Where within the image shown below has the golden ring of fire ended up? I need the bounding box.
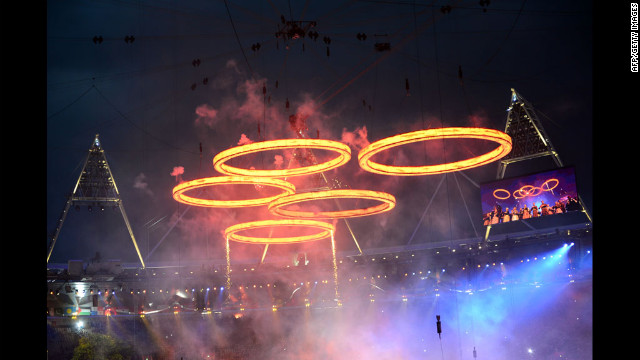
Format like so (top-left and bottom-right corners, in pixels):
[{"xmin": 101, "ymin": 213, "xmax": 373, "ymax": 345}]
[
  {"xmin": 492, "ymin": 189, "xmax": 511, "ymax": 200},
  {"xmin": 358, "ymin": 127, "xmax": 512, "ymax": 176},
  {"xmin": 172, "ymin": 176, "xmax": 296, "ymax": 207},
  {"xmin": 541, "ymin": 178, "xmax": 559, "ymax": 191},
  {"xmin": 213, "ymin": 138, "xmax": 351, "ymax": 178},
  {"xmin": 224, "ymin": 219, "xmax": 335, "ymax": 244},
  {"xmin": 268, "ymin": 189, "xmax": 396, "ymax": 219}
]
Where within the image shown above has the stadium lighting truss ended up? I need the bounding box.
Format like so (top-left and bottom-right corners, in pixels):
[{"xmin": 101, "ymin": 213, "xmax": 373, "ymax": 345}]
[
  {"xmin": 268, "ymin": 189, "xmax": 396, "ymax": 219},
  {"xmin": 224, "ymin": 219, "xmax": 335, "ymax": 244},
  {"xmin": 213, "ymin": 138, "xmax": 351, "ymax": 178},
  {"xmin": 357, "ymin": 127, "xmax": 512, "ymax": 176},
  {"xmin": 172, "ymin": 176, "xmax": 296, "ymax": 207}
]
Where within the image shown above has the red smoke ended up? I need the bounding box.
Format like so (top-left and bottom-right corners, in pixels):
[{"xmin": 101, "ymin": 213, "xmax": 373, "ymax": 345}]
[
  {"xmin": 171, "ymin": 166, "xmax": 185, "ymax": 183},
  {"xmin": 194, "ymin": 104, "xmax": 219, "ymax": 129},
  {"xmin": 237, "ymin": 134, "xmax": 253, "ymax": 145},
  {"xmin": 273, "ymin": 155, "xmax": 284, "ymax": 169},
  {"xmin": 340, "ymin": 126, "xmax": 370, "ymax": 152}
]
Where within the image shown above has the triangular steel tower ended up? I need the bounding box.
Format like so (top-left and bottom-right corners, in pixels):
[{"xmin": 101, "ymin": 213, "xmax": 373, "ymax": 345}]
[
  {"xmin": 484, "ymin": 89, "xmax": 591, "ymax": 242},
  {"xmin": 47, "ymin": 134, "xmax": 146, "ymax": 268},
  {"xmin": 496, "ymin": 88, "xmax": 563, "ymax": 179}
]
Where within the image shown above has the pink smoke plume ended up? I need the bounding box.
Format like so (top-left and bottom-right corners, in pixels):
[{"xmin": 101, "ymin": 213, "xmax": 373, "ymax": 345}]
[
  {"xmin": 194, "ymin": 104, "xmax": 219, "ymax": 129},
  {"xmin": 133, "ymin": 172, "xmax": 154, "ymax": 197},
  {"xmin": 341, "ymin": 126, "xmax": 370, "ymax": 152},
  {"xmin": 171, "ymin": 166, "xmax": 185, "ymax": 183},
  {"xmin": 273, "ymin": 154, "xmax": 284, "ymax": 169},
  {"xmin": 237, "ymin": 134, "xmax": 253, "ymax": 145},
  {"xmin": 467, "ymin": 110, "xmax": 490, "ymax": 128}
]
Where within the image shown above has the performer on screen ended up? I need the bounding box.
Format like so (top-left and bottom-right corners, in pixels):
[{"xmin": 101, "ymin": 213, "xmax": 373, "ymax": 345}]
[
  {"xmin": 502, "ymin": 207, "xmax": 511, "ymax": 222},
  {"xmin": 531, "ymin": 203, "xmax": 539, "ymax": 217},
  {"xmin": 511, "ymin": 206, "xmax": 519, "ymax": 221},
  {"xmin": 490, "ymin": 205, "xmax": 501, "ymax": 224},
  {"xmin": 540, "ymin": 201, "xmax": 548, "ymax": 216},
  {"xmin": 554, "ymin": 200, "xmax": 564, "ymax": 214},
  {"xmin": 522, "ymin": 205, "xmax": 530, "ymax": 219},
  {"xmin": 566, "ymin": 196, "xmax": 580, "ymax": 211}
]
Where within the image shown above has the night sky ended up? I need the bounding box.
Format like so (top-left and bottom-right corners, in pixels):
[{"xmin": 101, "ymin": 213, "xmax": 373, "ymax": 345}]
[{"xmin": 46, "ymin": 0, "xmax": 594, "ymax": 265}]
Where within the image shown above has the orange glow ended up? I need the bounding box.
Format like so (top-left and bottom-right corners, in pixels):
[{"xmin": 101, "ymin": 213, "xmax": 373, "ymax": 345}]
[
  {"xmin": 213, "ymin": 138, "xmax": 351, "ymax": 177},
  {"xmin": 492, "ymin": 189, "xmax": 511, "ymax": 200},
  {"xmin": 268, "ymin": 189, "xmax": 396, "ymax": 219},
  {"xmin": 358, "ymin": 127, "xmax": 512, "ymax": 176},
  {"xmin": 224, "ymin": 219, "xmax": 335, "ymax": 244},
  {"xmin": 172, "ymin": 176, "xmax": 295, "ymax": 207}
]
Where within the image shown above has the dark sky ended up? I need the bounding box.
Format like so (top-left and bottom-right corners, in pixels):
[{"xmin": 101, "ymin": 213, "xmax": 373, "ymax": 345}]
[{"xmin": 46, "ymin": 0, "xmax": 594, "ymax": 265}]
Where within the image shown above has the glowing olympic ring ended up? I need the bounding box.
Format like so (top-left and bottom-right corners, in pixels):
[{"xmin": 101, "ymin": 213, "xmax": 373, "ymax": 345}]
[
  {"xmin": 224, "ymin": 219, "xmax": 335, "ymax": 244},
  {"xmin": 523, "ymin": 186, "xmax": 543, "ymax": 197},
  {"xmin": 492, "ymin": 189, "xmax": 511, "ymax": 200},
  {"xmin": 515, "ymin": 185, "xmax": 534, "ymax": 199},
  {"xmin": 541, "ymin": 178, "xmax": 559, "ymax": 192},
  {"xmin": 358, "ymin": 127, "xmax": 512, "ymax": 176},
  {"xmin": 514, "ymin": 184, "xmax": 544, "ymax": 199},
  {"xmin": 172, "ymin": 176, "xmax": 295, "ymax": 208},
  {"xmin": 268, "ymin": 189, "xmax": 396, "ymax": 219},
  {"xmin": 213, "ymin": 139, "xmax": 351, "ymax": 178}
]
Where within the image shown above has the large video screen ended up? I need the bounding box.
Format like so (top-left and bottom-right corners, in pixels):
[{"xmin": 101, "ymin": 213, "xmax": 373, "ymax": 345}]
[{"xmin": 480, "ymin": 167, "xmax": 581, "ymax": 225}]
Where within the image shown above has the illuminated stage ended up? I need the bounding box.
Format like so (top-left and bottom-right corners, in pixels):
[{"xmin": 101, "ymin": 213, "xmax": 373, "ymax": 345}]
[
  {"xmin": 47, "ymin": 277, "xmax": 591, "ymax": 359},
  {"xmin": 47, "ymin": 217, "xmax": 591, "ymax": 360}
]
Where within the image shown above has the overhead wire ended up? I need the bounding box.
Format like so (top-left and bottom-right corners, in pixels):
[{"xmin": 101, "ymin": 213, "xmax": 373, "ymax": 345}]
[
  {"xmin": 92, "ymin": 85, "xmax": 198, "ymax": 155},
  {"xmin": 314, "ymin": 4, "xmax": 441, "ymax": 109},
  {"xmin": 467, "ymin": 0, "xmax": 528, "ymax": 80},
  {"xmin": 223, "ymin": 0, "xmax": 255, "ymax": 79},
  {"xmin": 47, "ymin": 85, "xmax": 95, "ymax": 122},
  {"xmin": 429, "ymin": 4, "xmax": 465, "ymax": 359}
]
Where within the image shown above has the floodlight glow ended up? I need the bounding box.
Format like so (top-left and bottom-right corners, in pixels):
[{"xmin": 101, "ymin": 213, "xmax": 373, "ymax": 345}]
[
  {"xmin": 268, "ymin": 189, "xmax": 396, "ymax": 219},
  {"xmin": 358, "ymin": 127, "xmax": 512, "ymax": 176},
  {"xmin": 172, "ymin": 176, "xmax": 295, "ymax": 208},
  {"xmin": 213, "ymin": 138, "xmax": 351, "ymax": 177}
]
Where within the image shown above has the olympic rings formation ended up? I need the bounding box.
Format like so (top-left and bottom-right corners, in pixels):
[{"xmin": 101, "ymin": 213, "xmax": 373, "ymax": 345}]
[
  {"xmin": 224, "ymin": 219, "xmax": 335, "ymax": 244},
  {"xmin": 268, "ymin": 189, "xmax": 396, "ymax": 219},
  {"xmin": 172, "ymin": 176, "xmax": 296, "ymax": 208},
  {"xmin": 213, "ymin": 138, "xmax": 351, "ymax": 178},
  {"xmin": 358, "ymin": 127, "xmax": 512, "ymax": 176},
  {"xmin": 496, "ymin": 178, "xmax": 561, "ymax": 200},
  {"xmin": 176, "ymin": 128, "xmax": 511, "ymax": 243}
]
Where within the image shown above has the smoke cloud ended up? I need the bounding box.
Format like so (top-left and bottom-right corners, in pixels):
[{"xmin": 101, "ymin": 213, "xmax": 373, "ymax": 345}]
[
  {"xmin": 195, "ymin": 104, "xmax": 220, "ymax": 129},
  {"xmin": 163, "ymin": 57, "xmax": 507, "ymax": 265},
  {"xmin": 237, "ymin": 134, "xmax": 254, "ymax": 145},
  {"xmin": 133, "ymin": 172, "xmax": 153, "ymax": 197},
  {"xmin": 340, "ymin": 126, "xmax": 370, "ymax": 152},
  {"xmin": 171, "ymin": 166, "xmax": 185, "ymax": 183}
]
